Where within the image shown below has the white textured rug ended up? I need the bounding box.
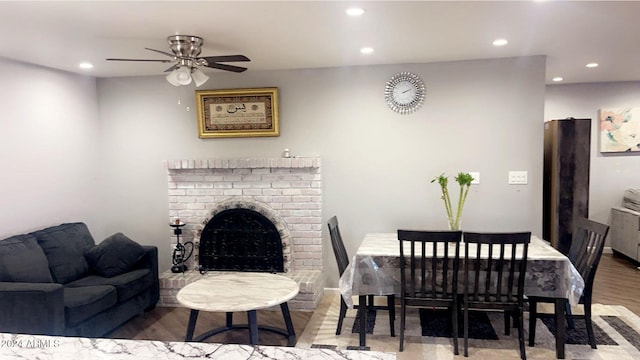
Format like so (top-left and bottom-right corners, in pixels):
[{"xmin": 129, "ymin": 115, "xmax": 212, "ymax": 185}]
[{"xmin": 296, "ymin": 291, "xmax": 640, "ymax": 360}]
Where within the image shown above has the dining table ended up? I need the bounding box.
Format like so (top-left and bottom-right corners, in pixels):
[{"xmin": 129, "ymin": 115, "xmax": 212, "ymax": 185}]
[{"xmin": 338, "ymin": 233, "xmax": 584, "ymax": 359}]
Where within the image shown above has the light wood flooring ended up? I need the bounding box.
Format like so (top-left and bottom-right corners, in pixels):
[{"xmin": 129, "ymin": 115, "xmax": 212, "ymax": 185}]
[
  {"xmin": 593, "ymin": 252, "xmax": 640, "ymax": 315},
  {"xmin": 107, "ymin": 306, "xmax": 312, "ymax": 346}
]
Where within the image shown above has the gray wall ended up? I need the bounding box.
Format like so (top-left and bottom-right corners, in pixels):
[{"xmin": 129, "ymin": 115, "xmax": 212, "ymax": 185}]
[
  {"xmin": 545, "ymin": 82, "xmax": 640, "ymax": 228},
  {"xmin": 1, "ymin": 55, "xmax": 550, "ymax": 288},
  {"xmin": 97, "ymin": 56, "xmax": 546, "ymax": 286},
  {"xmin": 0, "ymin": 58, "xmax": 104, "ymax": 239}
]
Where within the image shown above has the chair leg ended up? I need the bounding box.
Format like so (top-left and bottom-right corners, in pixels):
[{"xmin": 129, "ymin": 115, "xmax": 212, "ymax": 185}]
[
  {"xmin": 336, "ymin": 297, "xmax": 347, "ymax": 335},
  {"xmin": 584, "ymin": 297, "xmax": 597, "ymax": 349},
  {"xmin": 463, "ymin": 303, "xmax": 469, "ymax": 357},
  {"xmin": 386, "ymin": 295, "xmax": 395, "ymax": 337},
  {"xmin": 504, "ymin": 310, "xmax": 511, "ymax": 336},
  {"xmin": 452, "ymin": 304, "xmax": 459, "ymax": 355},
  {"xmin": 528, "ymin": 300, "xmax": 537, "ymax": 347},
  {"xmin": 399, "ymin": 301, "xmax": 405, "ymax": 351},
  {"xmin": 517, "ymin": 307, "xmax": 527, "ymax": 360},
  {"xmin": 565, "ymin": 301, "xmax": 575, "ymax": 329}
]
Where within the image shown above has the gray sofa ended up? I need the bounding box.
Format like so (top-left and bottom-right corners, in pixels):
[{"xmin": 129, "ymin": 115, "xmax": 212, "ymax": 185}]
[{"xmin": 0, "ymin": 222, "xmax": 159, "ymax": 337}]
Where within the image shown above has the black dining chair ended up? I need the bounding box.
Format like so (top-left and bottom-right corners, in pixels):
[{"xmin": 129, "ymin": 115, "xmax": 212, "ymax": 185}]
[
  {"xmin": 462, "ymin": 231, "xmax": 531, "ymax": 359},
  {"xmin": 397, "ymin": 229, "xmax": 462, "ymax": 353},
  {"xmin": 327, "ymin": 216, "xmax": 395, "ymax": 336},
  {"xmin": 528, "ymin": 217, "xmax": 609, "ymax": 349}
]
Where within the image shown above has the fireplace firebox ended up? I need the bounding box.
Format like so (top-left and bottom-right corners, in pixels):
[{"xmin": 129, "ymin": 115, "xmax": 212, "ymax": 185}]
[{"xmin": 198, "ymin": 208, "xmax": 284, "ymax": 272}]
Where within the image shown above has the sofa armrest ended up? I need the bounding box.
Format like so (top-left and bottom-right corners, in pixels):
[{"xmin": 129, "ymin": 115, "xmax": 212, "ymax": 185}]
[
  {"xmin": 0, "ymin": 282, "xmax": 64, "ymax": 335},
  {"xmin": 612, "ymin": 207, "xmax": 640, "ymax": 233},
  {"xmin": 610, "ymin": 207, "xmax": 640, "ymax": 260},
  {"xmin": 134, "ymin": 246, "xmax": 159, "ymax": 307},
  {"xmin": 613, "ymin": 206, "xmax": 640, "ymax": 219}
]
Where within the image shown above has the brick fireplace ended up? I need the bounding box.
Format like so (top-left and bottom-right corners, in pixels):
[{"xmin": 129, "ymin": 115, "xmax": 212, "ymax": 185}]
[{"xmin": 159, "ymin": 157, "xmax": 324, "ymax": 310}]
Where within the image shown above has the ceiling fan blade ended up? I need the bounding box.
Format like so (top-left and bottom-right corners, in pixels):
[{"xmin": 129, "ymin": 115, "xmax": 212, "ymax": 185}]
[
  {"xmin": 201, "ymin": 55, "xmax": 250, "ymax": 63},
  {"xmin": 164, "ymin": 64, "xmax": 178, "ymax": 72},
  {"xmin": 144, "ymin": 47, "xmax": 176, "ymax": 58},
  {"xmin": 204, "ymin": 62, "xmax": 248, "ymax": 73},
  {"xmin": 106, "ymin": 58, "xmax": 173, "ymax": 63}
]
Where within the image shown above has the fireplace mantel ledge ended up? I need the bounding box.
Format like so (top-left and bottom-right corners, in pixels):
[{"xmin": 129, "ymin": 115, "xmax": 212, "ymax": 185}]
[{"xmin": 165, "ymin": 157, "xmax": 320, "ymax": 170}]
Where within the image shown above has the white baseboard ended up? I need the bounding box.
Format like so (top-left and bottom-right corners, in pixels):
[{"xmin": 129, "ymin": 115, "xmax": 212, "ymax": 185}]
[{"xmin": 324, "ymin": 288, "xmax": 341, "ymax": 295}]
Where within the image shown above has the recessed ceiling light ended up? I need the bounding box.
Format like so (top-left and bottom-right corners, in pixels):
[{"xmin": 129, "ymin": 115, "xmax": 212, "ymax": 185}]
[
  {"xmin": 586, "ymin": 62, "xmax": 599, "ymax": 68},
  {"xmin": 346, "ymin": 7, "xmax": 365, "ymax": 16},
  {"xmin": 360, "ymin": 47, "xmax": 374, "ymax": 55},
  {"xmin": 492, "ymin": 38, "xmax": 508, "ymax": 47},
  {"xmin": 552, "ymin": 77, "xmax": 564, "ymax": 82},
  {"xmin": 79, "ymin": 62, "xmax": 94, "ymax": 69}
]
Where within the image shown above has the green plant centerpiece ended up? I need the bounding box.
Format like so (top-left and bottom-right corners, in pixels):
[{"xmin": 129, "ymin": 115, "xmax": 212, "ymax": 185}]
[{"xmin": 431, "ymin": 172, "xmax": 474, "ymax": 231}]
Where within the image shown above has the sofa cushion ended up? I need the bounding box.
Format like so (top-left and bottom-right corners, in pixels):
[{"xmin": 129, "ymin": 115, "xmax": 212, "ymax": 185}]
[
  {"xmin": 63, "ymin": 285, "xmax": 117, "ymax": 327},
  {"xmin": 65, "ymin": 268, "xmax": 153, "ymax": 303},
  {"xmin": 85, "ymin": 233, "xmax": 145, "ymax": 278},
  {"xmin": 31, "ymin": 223, "xmax": 95, "ymax": 284},
  {"xmin": 0, "ymin": 234, "xmax": 53, "ymax": 283}
]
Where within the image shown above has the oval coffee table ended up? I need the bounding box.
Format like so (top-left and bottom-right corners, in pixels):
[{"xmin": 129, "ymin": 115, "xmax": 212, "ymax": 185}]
[{"xmin": 176, "ymin": 272, "xmax": 300, "ymax": 346}]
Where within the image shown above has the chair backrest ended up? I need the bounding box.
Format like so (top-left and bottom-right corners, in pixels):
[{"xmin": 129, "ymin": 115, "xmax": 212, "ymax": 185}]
[
  {"xmin": 397, "ymin": 230, "xmax": 462, "ymax": 300},
  {"xmin": 567, "ymin": 217, "xmax": 609, "ymax": 296},
  {"xmin": 462, "ymin": 232, "xmax": 531, "ymax": 304},
  {"xmin": 328, "ymin": 216, "xmax": 350, "ymax": 276}
]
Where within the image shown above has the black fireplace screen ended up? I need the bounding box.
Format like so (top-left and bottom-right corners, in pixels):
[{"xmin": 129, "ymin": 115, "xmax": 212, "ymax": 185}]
[{"xmin": 198, "ymin": 208, "xmax": 284, "ymax": 272}]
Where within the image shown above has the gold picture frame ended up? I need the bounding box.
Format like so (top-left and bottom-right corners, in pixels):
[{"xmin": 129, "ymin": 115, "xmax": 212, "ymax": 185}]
[{"xmin": 196, "ymin": 87, "xmax": 279, "ymax": 138}]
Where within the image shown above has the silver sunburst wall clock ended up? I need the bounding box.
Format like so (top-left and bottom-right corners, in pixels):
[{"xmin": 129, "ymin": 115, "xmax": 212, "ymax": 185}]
[{"xmin": 384, "ymin": 72, "xmax": 426, "ymax": 114}]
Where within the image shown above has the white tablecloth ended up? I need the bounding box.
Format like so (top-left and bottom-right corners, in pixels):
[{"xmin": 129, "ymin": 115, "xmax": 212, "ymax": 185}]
[{"xmin": 339, "ymin": 233, "xmax": 584, "ymax": 307}]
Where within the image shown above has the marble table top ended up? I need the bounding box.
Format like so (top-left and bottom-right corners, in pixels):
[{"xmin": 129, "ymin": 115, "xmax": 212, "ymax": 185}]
[
  {"xmin": 0, "ymin": 332, "xmax": 397, "ymax": 360},
  {"xmin": 177, "ymin": 272, "xmax": 300, "ymax": 312}
]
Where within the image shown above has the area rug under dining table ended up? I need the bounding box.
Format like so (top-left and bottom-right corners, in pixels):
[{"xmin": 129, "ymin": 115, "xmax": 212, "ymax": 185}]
[{"xmin": 296, "ymin": 292, "xmax": 640, "ymax": 360}]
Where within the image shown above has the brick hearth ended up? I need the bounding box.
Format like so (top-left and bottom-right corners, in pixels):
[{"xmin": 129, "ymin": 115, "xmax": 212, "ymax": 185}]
[{"xmin": 161, "ymin": 157, "xmax": 324, "ymax": 310}]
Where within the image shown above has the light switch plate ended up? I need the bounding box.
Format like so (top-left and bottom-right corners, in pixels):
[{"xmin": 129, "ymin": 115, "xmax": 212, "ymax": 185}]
[
  {"xmin": 469, "ymin": 172, "xmax": 480, "ymax": 185},
  {"xmin": 508, "ymin": 171, "xmax": 528, "ymax": 185}
]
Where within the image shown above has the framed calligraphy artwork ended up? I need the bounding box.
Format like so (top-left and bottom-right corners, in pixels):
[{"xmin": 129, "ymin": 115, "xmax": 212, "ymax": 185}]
[{"xmin": 196, "ymin": 87, "xmax": 279, "ymax": 138}]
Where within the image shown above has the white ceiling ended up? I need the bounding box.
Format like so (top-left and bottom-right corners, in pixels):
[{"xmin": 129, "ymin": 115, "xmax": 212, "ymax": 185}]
[{"xmin": 0, "ymin": 1, "xmax": 638, "ymax": 85}]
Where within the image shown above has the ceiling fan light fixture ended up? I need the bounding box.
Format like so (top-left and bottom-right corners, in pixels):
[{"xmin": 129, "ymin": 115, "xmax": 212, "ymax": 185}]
[
  {"xmin": 165, "ymin": 71, "xmax": 181, "ymax": 86},
  {"xmin": 191, "ymin": 68, "xmax": 209, "ymax": 87},
  {"xmin": 175, "ymin": 66, "xmax": 193, "ymax": 85},
  {"xmin": 106, "ymin": 35, "xmax": 250, "ymax": 85},
  {"xmin": 166, "ymin": 66, "xmax": 192, "ymax": 86}
]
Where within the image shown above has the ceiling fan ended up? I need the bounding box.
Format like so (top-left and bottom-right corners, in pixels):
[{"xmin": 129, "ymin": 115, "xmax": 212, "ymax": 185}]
[{"xmin": 106, "ymin": 35, "xmax": 250, "ymax": 87}]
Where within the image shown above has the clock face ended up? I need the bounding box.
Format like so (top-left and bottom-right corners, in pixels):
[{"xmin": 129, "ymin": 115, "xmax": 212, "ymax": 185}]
[
  {"xmin": 392, "ymin": 80, "xmax": 417, "ymax": 105},
  {"xmin": 384, "ymin": 72, "xmax": 426, "ymax": 114}
]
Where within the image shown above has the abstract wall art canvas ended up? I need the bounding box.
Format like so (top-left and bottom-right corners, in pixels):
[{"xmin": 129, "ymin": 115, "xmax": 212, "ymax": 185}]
[{"xmin": 600, "ymin": 108, "xmax": 640, "ymax": 153}]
